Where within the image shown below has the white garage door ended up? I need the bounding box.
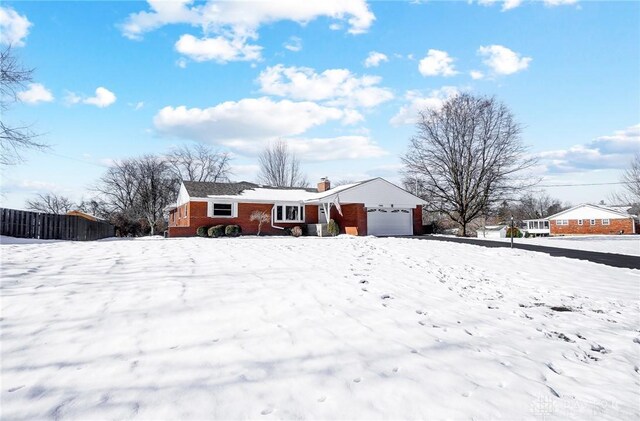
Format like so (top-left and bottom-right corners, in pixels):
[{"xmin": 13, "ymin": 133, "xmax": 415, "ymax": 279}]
[{"xmin": 367, "ymin": 208, "xmax": 413, "ymax": 236}]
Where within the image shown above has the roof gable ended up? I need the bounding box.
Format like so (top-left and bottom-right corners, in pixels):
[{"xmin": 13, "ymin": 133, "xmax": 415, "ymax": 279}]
[
  {"xmin": 308, "ymin": 178, "xmax": 426, "ymax": 206},
  {"xmin": 547, "ymin": 203, "xmax": 632, "ymax": 220}
]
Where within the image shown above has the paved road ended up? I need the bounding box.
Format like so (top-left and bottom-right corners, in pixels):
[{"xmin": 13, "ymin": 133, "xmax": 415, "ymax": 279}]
[{"xmin": 413, "ymin": 235, "xmax": 640, "ymax": 270}]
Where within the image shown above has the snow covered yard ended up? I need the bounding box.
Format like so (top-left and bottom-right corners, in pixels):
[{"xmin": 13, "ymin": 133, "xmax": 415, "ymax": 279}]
[
  {"xmin": 1, "ymin": 236, "xmax": 638, "ymax": 420},
  {"xmin": 475, "ymin": 234, "xmax": 640, "ymax": 256}
]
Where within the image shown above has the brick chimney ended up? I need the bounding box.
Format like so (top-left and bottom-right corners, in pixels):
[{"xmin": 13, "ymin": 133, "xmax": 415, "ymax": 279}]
[{"xmin": 317, "ymin": 177, "xmax": 331, "ymax": 192}]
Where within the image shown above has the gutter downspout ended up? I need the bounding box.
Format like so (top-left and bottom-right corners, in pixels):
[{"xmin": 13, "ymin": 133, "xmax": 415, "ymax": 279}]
[{"xmin": 270, "ymin": 205, "xmax": 285, "ymax": 231}]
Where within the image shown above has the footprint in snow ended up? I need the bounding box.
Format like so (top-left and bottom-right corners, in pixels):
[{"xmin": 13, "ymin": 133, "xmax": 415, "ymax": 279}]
[
  {"xmin": 261, "ymin": 408, "xmax": 274, "ymax": 415},
  {"xmin": 318, "ymin": 396, "xmax": 327, "ymax": 403},
  {"xmin": 546, "ymin": 363, "xmax": 562, "ymax": 375},
  {"xmin": 392, "ymin": 367, "xmax": 399, "ymax": 373},
  {"xmin": 353, "ymin": 377, "xmax": 362, "ymax": 383}
]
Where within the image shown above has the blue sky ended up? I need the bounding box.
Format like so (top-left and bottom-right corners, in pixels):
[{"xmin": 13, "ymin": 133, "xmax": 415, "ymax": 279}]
[{"xmin": 1, "ymin": 0, "xmax": 638, "ymax": 210}]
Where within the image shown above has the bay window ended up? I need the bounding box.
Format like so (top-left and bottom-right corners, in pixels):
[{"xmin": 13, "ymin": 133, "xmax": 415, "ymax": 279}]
[{"xmin": 274, "ymin": 204, "xmax": 305, "ymax": 222}]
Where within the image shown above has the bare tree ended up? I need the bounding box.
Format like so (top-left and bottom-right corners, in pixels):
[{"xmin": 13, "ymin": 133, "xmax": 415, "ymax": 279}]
[
  {"xmin": 94, "ymin": 159, "xmax": 141, "ymax": 215},
  {"xmin": 25, "ymin": 193, "xmax": 74, "ymax": 214},
  {"xmin": 136, "ymin": 155, "xmax": 176, "ymax": 236},
  {"xmin": 610, "ymin": 153, "xmax": 640, "ymax": 211},
  {"xmin": 250, "ymin": 210, "xmax": 270, "ymax": 235},
  {"xmin": 257, "ymin": 140, "xmax": 308, "ymax": 187},
  {"xmin": 167, "ymin": 144, "xmax": 231, "ymax": 183},
  {"xmin": 94, "ymin": 156, "xmax": 177, "ymax": 236},
  {"xmin": 1, "ymin": 46, "xmax": 47, "ymax": 165},
  {"xmin": 513, "ymin": 192, "xmax": 564, "ymax": 220},
  {"xmin": 402, "ymin": 93, "xmax": 537, "ymax": 236}
]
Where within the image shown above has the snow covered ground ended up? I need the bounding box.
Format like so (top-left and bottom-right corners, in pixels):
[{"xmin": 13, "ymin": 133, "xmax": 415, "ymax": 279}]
[
  {"xmin": 1, "ymin": 236, "xmax": 638, "ymax": 420},
  {"xmin": 474, "ymin": 234, "xmax": 640, "ymax": 256}
]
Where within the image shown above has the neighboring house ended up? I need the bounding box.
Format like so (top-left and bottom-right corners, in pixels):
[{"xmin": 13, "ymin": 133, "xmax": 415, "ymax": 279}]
[
  {"xmin": 167, "ymin": 177, "xmax": 425, "ymax": 237},
  {"xmin": 476, "ymin": 225, "xmax": 508, "ymax": 239},
  {"xmin": 66, "ymin": 210, "xmax": 104, "ymax": 222},
  {"xmin": 547, "ymin": 203, "xmax": 639, "ymax": 235}
]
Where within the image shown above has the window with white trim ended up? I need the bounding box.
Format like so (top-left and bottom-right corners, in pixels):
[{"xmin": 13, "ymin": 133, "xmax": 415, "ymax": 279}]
[
  {"xmin": 590, "ymin": 219, "xmax": 596, "ymax": 225},
  {"xmin": 577, "ymin": 219, "xmax": 583, "ymax": 225},
  {"xmin": 208, "ymin": 202, "xmax": 236, "ymax": 218},
  {"xmin": 602, "ymin": 218, "xmax": 610, "ymax": 225},
  {"xmin": 555, "ymin": 220, "xmax": 568, "ymax": 226},
  {"xmin": 274, "ymin": 204, "xmax": 305, "ymax": 222}
]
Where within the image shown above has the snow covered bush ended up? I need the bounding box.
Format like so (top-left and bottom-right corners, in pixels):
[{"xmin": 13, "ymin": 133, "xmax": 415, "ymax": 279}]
[
  {"xmin": 327, "ymin": 219, "xmax": 340, "ymax": 236},
  {"xmin": 196, "ymin": 226, "xmax": 210, "ymax": 237},
  {"xmin": 249, "ymin": 210, "xmax": 270, "ymax": 236},
  {"xmin": 225, "ymin": 225, "xmax": 241, "ymax": 237},
  {"xmin": 208, "ymin": 225, "xmax": 225, "ymax": 238},
  {"xmin": 291, "ymin": 226, "xmax": 302, "ymax": 237}
]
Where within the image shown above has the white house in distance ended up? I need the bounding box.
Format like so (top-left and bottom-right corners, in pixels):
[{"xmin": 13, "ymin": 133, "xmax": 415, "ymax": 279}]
[
  {"xmin": 476, "ymin": 225, "xmax": 508, "ymax": 239},
  {"xmin": 546, "ymin": 203, "xmax": 639, "ymax": 236}
]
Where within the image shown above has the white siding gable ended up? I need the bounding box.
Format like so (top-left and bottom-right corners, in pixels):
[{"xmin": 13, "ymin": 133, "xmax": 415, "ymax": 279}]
[
  {"xmin": 176, "ymin": 183, "xmax": 190, "ymax": 206},
  {"xmin": 333, "ymin": 178, "xmax": 425, "ymax": 208}
]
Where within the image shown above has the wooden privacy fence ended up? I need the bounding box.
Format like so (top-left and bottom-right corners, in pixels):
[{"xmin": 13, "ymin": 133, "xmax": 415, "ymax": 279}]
[{"xmin": 0, "ymin": 208, "xmax": 114, "ymax": 241}]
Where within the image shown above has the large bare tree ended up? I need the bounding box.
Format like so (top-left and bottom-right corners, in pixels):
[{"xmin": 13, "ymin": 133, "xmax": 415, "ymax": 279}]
[
  {"xmin": 25, "ymin": 193, "xmax": 74, "ymax": 214},
  {"xmin": 1, "ymin": 46, "xmax": 47, "ymax": 165},
  {"xmin": 257, "ymin": 140, "xmax": 308, "ymax": 187},
  {"xmin": 402, "ymin": 93, "xmax": 537, "ymax": 236},
  {"xmin": 167, "ymin": 144, "xmax": 231, "ymax": 183},
  {"xmin": 94, "ymin": 156, "xmax": 176, "ymax": 236}
]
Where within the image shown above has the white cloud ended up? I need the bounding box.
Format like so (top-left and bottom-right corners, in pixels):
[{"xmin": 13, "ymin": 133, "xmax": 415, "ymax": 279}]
[
  {"xmin": 65, "ymin": 87, "xmax": 117, "ymax": 108},
  {"xmin": 175, "ymin": 34, "xmax": 262, "ymax": 63},
  {"xmin": 364, "ymin": 51, "xmax": 388, "ymax": 68},
  {"xmin": 418, "ymin": 49, "xmax": 457, "ymax": 77},
  {"xmin": 17, "ymin": 83, "xmax": 54, "ymax": 104},
  {"xmin": 257, "ymin": 64, "xmax": 394, "ymax": 109},
  {"xmin": 153, "ymin": 97, "xmax": 362, "ymax": 154},
  {"xmin": 478, "ymin": 44, "xmax": 531, "ymax": 76},
  {"xmin": 130, "ymin": 101, "xmax": 144, "ymax": 111},
  {"xmin": 286, "ymin": 136, "xmax": 387, "ymax": 161},
  {"xmin": 83, "ymin": 87, "xmax": 117, "ymax": 108},
  {"xmin": 478, "ymin": 0, "xmax": 523, "ymax": 11},
  {"xmin": 544, "ymin": 0, "xmax": 578, "ymax": 6},
  {"xmin": 390, "ymin": 86, "xmax": 459, "ymax": 126},
  {"xmin": 0, "ymin": 6, "xmax": 31, "ymax": 47},
  {"xmin": 470, "ymin": 70, "xmax": 484, "ymax": 80},
  {"xmin": 537, "ymin": 124, "xmax": 640, "ymax": 173},
  {"xmin": 176, "ymin": 57, "xmax": 188, "ymax": 68},
  {"xmin": 283, "ymin": 36, "xmax": 302, "ymax": 52},
  {"xmin": 121, "ymin": 0, "xmax": 374, "ymax": 62}
]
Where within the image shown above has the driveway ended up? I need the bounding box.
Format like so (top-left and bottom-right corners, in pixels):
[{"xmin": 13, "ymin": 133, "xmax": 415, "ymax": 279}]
[{"xmin": 415, "ymin": 235, "xmax": 640, "ymax": 270}]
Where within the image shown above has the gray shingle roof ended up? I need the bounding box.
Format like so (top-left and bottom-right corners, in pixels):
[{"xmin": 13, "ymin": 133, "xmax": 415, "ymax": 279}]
[
  {"xmin": 183, "ymin": 180, "xmax": 318, "ymax": 197},
  {"xmin": 183, "ymin": 181, "xmax": 259, "ymax": 197}
]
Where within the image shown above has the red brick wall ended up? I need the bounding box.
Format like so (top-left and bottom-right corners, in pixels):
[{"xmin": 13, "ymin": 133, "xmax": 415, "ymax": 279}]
[
  {"xmin": 168, "ymin": 201, "xmax": 319, "ymax": 237},
  {"xmin": 550, "ymin": 218, "xmax": 635, "ymax": 235},
  {"xmin": 413, "ymin": 205, "xmax": 423, "ymax": 235},
  {"xmin": 330, "ymin": 204, "xmax": 367, "ymax": 235}
]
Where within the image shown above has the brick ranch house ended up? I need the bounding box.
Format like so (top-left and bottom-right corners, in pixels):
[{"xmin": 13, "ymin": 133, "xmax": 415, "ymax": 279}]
[
  {"xmin": 546, "ymin": 203, "xmax": 640, "ymax": 235},
  {"xmin": 167, "ymin": 178, "xmax": 425, "ymax": 237}
]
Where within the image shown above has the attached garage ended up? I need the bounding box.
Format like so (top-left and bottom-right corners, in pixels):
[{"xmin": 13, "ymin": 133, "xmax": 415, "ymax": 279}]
[{"xmin": 366, "ymin": 208, "xmax": 413, "ymax": 236}]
